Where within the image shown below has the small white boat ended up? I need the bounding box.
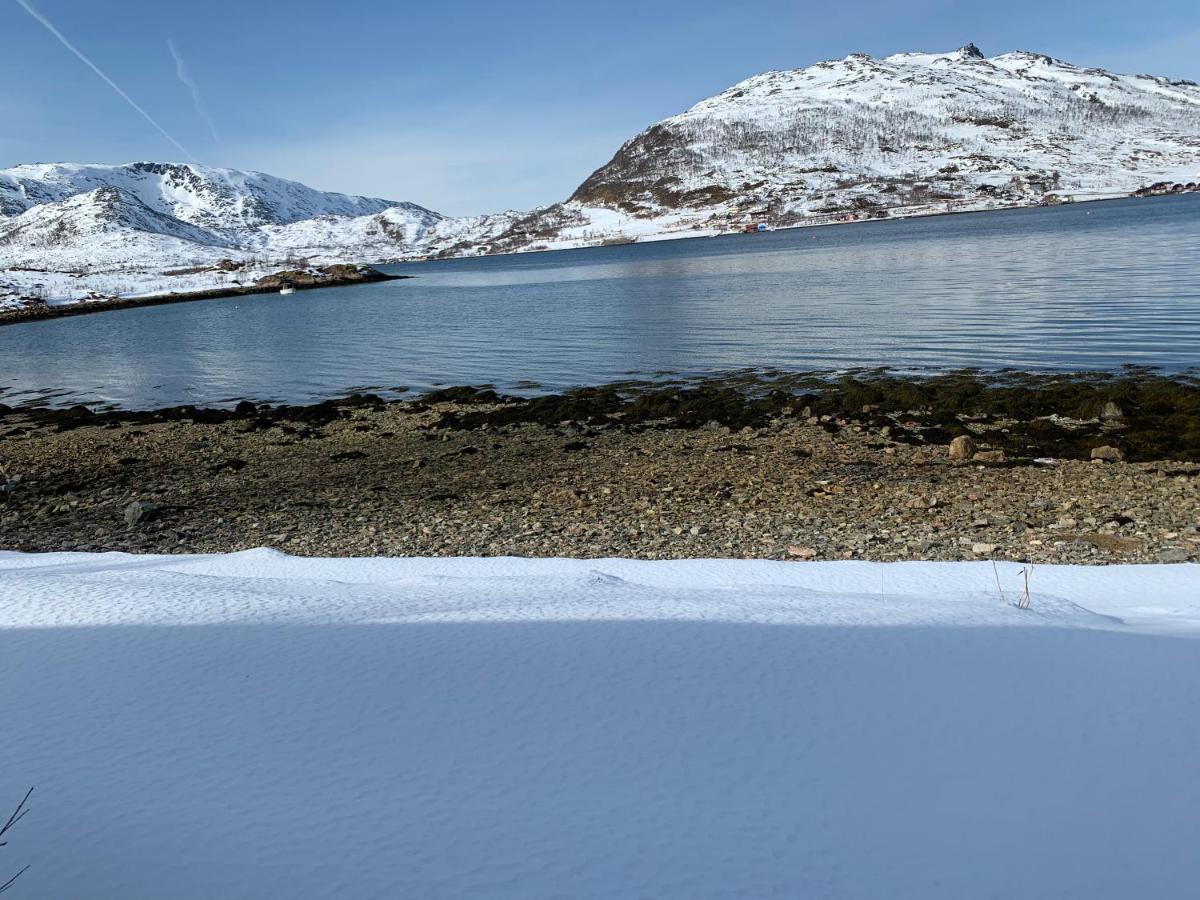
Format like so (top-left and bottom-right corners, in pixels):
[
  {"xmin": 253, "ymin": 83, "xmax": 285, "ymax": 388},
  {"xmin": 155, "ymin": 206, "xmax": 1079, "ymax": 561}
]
[{"xmin": 279, "ymin": 286, "xmax": 295, "ymax": 296}]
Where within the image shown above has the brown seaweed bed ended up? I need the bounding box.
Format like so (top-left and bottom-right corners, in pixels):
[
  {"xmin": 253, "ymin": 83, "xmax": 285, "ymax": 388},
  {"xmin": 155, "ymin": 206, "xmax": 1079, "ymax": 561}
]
[{"xmin": 9, "ymin": 368, "xmax": 1198, "ymax": 462}]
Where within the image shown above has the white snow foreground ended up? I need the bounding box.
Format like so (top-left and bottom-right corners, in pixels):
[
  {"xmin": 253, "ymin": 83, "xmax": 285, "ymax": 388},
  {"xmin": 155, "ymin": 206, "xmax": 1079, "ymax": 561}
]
[{"xmin": 2, "ymin": 550, "xmax": 1199, "ymax": 899}]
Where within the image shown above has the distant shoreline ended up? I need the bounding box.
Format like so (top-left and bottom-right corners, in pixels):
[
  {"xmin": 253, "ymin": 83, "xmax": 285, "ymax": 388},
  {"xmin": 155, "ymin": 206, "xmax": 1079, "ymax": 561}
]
[
  {"xmin": 393, "ymin": 189, "xmax": 1192, "ymax": 266},
  {"xmin": 0, "ymin": 264, "xmax": 405, "ymax": 327},
  {"xmin": 2, "ymin": 190, "xmax": 1192, "ymax": 326}
]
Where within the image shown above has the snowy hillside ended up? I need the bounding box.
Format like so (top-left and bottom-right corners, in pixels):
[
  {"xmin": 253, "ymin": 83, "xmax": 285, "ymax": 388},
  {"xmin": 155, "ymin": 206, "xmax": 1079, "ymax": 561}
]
[
  {"xmin": 2, "ymin": 551, "xmax": 1199, "ymax": 897},
  {"xmin": 0, "ymin": 186, "xmax": 238, "ymax": 270},
  {"xmin": 563, "ymin": 44, "xmax": 1200, "ymax": 229},
  {"xmin": 253, "ymin": 204, "xmax": 445, "ymax": 262},
  {"xmin": 438, "ymin": 44, "xmax": 1200, "ymax": 255},
  {"xmin": 0, "ymin": 161, "xmax": 410, "ymax": 228}
]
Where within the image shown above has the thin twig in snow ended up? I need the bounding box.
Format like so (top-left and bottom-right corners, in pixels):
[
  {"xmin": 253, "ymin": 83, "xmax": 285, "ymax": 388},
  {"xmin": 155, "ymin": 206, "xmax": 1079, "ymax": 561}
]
[
  {"xmin": 992, "ymin": 560, "xmax": 1006, "ymax": 604},
  {"xmin": 0, "ymin": 787, "xmax": 32, "ymax": 844},
  {"xmin": 0, "ymin": 864, "xmax": 30, "ymax": 895},
  {"xmin": 1018, "ymin": 565, "xmax": 1035, "ymax": 610},
  {"xmin": 0, "ymin": 787, "xmax": 33, "ymax": 895}
]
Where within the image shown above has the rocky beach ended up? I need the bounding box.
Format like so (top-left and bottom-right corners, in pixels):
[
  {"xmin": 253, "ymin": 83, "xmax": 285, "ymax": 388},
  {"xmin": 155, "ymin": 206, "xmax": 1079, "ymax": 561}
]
[{"xmin": 2, "ymin": 372, "xmax": 1196, "ymax": 562}]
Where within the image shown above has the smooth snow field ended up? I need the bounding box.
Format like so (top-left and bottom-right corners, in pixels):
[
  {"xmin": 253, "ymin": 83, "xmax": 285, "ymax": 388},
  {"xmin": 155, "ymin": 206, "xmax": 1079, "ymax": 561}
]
[{"xmin": 2, "ymin": 551, "xmax": 1199, "ymax": 899}]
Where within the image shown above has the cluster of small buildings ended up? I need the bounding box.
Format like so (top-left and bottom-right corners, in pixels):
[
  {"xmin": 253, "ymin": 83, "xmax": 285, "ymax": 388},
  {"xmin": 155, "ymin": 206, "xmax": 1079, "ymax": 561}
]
[{"xmin": 1133, "ymin": 181, "xmax": 1199, "ymax": 197}]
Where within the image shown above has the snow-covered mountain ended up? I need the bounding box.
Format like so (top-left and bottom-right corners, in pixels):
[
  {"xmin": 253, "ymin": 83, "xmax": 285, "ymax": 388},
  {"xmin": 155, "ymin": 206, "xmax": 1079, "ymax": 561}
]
[
  {"xmin": 579, "ymin": 45, "xmax": 1200, "ymax": 216},
  {"xmin": 0, "ymin": 161, "xmax": 419, "ymax": 228},
  {"xmin": 460, "ymin": 44, "xmax": 1199, "ymax": 253},
  {"xmin": 3, "ymin": 45, "xmax": 1199, "ymax": 305},
  {"xmin": 0, "ymin": 161, "xmax": 443, "ymax": 273},
  {"xmin": 4, "ymin": 185, "xmax": 232, "ymax": 250}
]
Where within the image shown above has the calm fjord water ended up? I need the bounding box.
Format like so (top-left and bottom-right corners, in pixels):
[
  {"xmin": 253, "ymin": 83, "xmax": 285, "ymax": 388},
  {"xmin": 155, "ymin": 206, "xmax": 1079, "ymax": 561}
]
[{"xmin": 2, "ymin": 195, "xmax": 1197, "ymax": 409}]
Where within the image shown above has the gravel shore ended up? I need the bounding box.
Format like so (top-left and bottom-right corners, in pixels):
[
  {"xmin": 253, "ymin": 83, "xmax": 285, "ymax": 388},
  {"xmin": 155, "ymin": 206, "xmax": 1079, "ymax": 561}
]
[{"xmin": 2, "ymin": 375, "xmax": 1197, "ymax": 562}]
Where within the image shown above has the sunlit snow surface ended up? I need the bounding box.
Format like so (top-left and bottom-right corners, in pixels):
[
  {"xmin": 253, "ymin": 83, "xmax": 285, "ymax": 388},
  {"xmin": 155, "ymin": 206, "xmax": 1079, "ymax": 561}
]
[{"xmin": 2, "ymin": 551, "xmax": 1199, "ymax": 898}]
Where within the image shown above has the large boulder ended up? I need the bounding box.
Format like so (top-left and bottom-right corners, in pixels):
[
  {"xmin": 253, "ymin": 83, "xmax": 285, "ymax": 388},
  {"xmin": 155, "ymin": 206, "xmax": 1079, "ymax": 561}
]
[{"xmin": 948, "ymin": 435, "xmax": 977, "ymax": 460}]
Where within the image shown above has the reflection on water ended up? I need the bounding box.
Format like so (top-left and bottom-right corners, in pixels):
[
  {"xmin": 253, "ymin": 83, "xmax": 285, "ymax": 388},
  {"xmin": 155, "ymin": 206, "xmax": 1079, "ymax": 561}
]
[{"xmin": 1, "ymin": 195, "xmax": 1198, "ymax": 409}]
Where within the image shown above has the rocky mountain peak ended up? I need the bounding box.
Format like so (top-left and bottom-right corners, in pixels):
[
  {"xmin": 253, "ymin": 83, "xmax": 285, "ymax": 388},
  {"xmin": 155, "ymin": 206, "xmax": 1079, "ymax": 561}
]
[{"xmin": 562, "ymin": 46, "xmax": 1199, "ymax": 239}]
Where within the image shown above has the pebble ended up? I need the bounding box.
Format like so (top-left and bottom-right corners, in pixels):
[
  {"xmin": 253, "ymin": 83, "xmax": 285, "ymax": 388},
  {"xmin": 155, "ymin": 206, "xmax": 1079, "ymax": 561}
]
[
  {"xmin": 948, "ymin": 436, "xmax": 977, "ymax": 460},
  {"xmin": 973, "ymin": 450, "xmax": 1006, "ymax": 463},
  {"xmin": 123, "ymin": 500, "xmax": 158, "ymax": 528}
]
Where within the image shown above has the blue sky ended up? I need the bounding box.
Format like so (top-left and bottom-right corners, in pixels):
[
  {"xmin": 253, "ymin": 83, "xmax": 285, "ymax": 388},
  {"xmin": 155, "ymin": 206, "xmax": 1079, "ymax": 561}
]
[{"xmin": 3, "ymin": 0, "xmax": 1197, "ymax": 214}]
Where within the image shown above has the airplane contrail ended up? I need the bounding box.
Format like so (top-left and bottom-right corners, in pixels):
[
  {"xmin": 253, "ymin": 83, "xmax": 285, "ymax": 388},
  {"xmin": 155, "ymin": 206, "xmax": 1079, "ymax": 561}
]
[
  {"xmin": 14, "ymin": 0, "xmax": 195, "ymax": 160},
  {"xmin": 168, "ymin": 38, "xmax": 221, "ymax": 146}
]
